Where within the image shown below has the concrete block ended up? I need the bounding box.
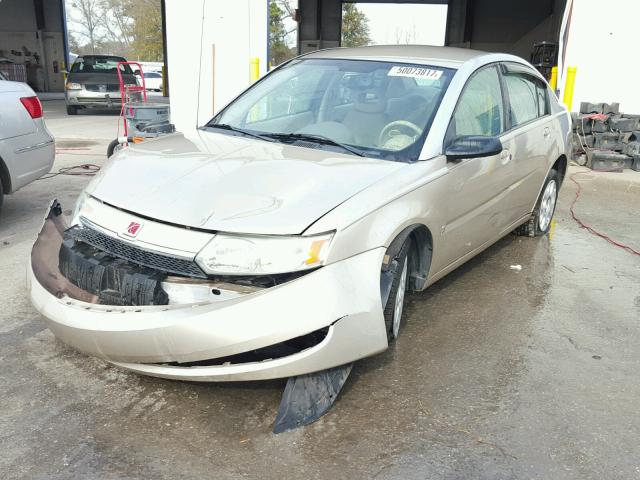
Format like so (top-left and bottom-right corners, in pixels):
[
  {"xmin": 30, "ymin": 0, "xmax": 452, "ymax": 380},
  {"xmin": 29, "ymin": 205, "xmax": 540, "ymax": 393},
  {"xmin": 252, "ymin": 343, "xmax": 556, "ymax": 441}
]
[
  {"xmin": 580, "ymin": 102, "xmax": 603, "ymax": 114},
  {"xmin": 586, "ymin": 150, "xmax": 627, "ymax": 172},
  {"xmin": 622, "ymin": 141, "xmax": 640, "ymax": 156},
  {"xmin": 609, "ymin": 116, "xmax": 636, "ymax": 132},
  {"xmin": 574, "ymin": 117, "xmax": 592, "ymax": 134},
  {"xmin": 594, "ymin": 132, "xmax": 622, "ymax": 150},
  {"xmin": 602, "ymin": 102, "xmax": 620, "ymax": 115},
  {"xmin": 592, "ymin": 120, "xmax": 608, "ymax": 133}
]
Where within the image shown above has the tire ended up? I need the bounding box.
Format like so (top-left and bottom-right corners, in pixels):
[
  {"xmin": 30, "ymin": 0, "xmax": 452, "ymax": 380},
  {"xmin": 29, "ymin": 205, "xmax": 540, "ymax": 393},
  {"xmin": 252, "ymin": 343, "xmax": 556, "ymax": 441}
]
[
  {"xmin": 382, "ymin": 239, "xmax": 411, "ymax": 343},
  {"xmin": 107, "ymin": 139, "xmax": 123, "ymax": 158},
  {"xmin": 66, "ymin": 105, "xmax": 78, "ymax": 115},
  {"xmin": 0, "ymin": 176, "xmax": 4, "ymax": 211},
  {"xmin": 514, "ymin": 169, "xmax": 560, "ymax": 237}
]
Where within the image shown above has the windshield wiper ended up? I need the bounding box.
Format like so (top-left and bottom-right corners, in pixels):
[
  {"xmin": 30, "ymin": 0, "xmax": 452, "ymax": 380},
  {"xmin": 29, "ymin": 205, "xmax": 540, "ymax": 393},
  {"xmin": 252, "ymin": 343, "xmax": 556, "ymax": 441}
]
[
  {"xmin": 203, "ymin": 123, "xmax": 274, "ymax": 142},
  {"xmin": 264, "ymin": 132, "xmax": 366, "ymax": 157}
]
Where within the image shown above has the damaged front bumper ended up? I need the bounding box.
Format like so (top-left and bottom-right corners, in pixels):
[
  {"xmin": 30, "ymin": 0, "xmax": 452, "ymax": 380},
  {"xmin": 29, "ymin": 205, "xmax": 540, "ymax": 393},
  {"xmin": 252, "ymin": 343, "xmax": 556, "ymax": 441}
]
[{"xmin": 28, "ymin": 202, "xmax": 389, "ymax": 381}]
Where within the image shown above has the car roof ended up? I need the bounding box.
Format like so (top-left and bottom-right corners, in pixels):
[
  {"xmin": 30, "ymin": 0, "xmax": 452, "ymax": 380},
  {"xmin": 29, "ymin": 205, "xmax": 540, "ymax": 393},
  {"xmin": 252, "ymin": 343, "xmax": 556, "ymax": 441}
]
[
  {"xmin": 76, "ymin": 55, "xmax": 126, "ymax": 60},
  {"xmin": 302, "ymin": 45, "xmax": 492, "ymax": 68}
]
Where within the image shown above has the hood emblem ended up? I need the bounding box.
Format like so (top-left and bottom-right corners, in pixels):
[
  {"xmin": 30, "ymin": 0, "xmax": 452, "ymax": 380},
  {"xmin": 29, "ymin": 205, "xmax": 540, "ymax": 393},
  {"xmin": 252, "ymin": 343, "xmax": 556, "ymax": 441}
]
[{"xmin": 124, "ymin": 221, "xmax": 142, "ymax": 238}]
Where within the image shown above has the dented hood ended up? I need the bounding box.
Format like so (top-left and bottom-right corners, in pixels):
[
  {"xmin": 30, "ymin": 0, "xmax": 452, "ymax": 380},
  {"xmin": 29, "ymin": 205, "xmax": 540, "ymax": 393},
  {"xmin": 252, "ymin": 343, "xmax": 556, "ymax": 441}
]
[{"xmin": 86, "ymin": 130, "xmax": 404, "ymax": 235}]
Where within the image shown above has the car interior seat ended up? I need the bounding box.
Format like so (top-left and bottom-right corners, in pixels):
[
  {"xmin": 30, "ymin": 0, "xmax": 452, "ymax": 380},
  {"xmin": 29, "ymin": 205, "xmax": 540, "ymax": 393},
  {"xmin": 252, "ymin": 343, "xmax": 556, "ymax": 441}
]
[{"xmin": 342, "ymin": 91, "xmax": 387, "ymax": 146}]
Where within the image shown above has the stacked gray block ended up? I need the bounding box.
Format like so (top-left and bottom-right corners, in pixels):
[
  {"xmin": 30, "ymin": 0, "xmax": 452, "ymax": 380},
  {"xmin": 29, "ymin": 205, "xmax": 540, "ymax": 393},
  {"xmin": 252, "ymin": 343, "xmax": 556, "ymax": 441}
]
[{"xmin": 571, "ymin": 101, "xmax": 640, "ymax": 171}]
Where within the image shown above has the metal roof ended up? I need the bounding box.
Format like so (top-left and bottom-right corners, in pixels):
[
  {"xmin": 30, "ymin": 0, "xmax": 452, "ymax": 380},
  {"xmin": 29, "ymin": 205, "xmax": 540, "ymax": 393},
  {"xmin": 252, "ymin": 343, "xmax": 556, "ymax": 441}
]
[{"xmin": 303, "ymin": 45, "xmax": 490, "ymax": 68}]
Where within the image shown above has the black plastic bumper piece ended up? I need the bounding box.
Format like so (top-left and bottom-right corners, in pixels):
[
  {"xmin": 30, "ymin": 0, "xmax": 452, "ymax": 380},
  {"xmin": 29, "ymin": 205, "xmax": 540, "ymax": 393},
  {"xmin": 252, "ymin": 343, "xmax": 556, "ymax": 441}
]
[{"xmin": 273, "ymin": 363, "xmax": 353, "ymax": 434}]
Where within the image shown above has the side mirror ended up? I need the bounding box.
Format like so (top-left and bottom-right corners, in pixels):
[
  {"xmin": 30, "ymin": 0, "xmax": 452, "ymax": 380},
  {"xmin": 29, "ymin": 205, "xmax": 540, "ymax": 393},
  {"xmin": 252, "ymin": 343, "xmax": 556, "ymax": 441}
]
[{"xmin": 445, "ymin": 135, "xmax": 503, "ymax": 162}]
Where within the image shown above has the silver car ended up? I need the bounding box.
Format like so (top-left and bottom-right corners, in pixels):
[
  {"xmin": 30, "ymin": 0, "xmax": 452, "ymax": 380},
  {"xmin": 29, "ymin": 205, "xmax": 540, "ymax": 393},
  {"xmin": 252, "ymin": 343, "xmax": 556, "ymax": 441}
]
[
  {"xmin": 30, "ymin": 46, "xmax": 570, "ymax": 401},
  {"xmin": 0, "ymin": 78, "xmax": 54, "ymax": 209},
  {"xmin": 65, "ymin": 55, "xmax": 137, "ymax": 115}
]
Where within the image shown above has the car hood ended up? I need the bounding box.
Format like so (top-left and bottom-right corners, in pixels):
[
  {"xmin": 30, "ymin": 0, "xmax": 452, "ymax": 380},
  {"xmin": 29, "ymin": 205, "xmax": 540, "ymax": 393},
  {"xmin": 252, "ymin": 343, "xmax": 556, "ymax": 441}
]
[
  {"xmin": 85, "ymin": 130, "xmax": 405, "ymax": 235},
  {"xmin": 68, "ymin": 72, "xmax": 136, "ymax": 84}
]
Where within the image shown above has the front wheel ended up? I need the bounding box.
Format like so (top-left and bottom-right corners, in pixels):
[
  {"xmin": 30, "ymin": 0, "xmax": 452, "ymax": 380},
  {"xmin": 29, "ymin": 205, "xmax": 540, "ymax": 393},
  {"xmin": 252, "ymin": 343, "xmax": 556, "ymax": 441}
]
[
  {"xmin": 107, "ymin": 139, "xmax": 124, "ymax": 158},
  {"xmin": 515, "ymin": 169, "xmax": 559, "ymax": 237},
  {"xmin": 382, "ymin": 240, "xmax": 410, "ymax": 343},
  {"xmin": 66, "ymin": 105, "xmax": 78, "ymax": 115}
]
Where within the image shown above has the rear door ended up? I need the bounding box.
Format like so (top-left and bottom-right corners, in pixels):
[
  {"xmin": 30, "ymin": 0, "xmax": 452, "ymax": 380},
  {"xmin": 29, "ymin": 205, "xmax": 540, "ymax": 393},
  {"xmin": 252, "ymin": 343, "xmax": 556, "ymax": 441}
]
[
  {"xmin": 438, "ymin": 64, "xmax": 513, "ymax": 266},
  {"xmin": 498, "ymin": 63, "xmax": 555, "ymax": 222}
]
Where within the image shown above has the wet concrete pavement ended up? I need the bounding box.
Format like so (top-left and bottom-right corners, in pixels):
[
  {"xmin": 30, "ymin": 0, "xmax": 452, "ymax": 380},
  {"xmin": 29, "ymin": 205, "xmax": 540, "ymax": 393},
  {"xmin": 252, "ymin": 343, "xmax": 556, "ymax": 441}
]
[{"xmin": 1, "ymin": 111, "xmax": 639, "ymax": 478}]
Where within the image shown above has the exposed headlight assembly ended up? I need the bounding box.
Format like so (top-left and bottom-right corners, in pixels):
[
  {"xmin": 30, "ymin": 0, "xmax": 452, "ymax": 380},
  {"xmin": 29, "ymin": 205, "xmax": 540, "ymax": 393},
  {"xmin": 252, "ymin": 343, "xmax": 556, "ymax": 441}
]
[
  {"xmin": 66, "ymin": 82, "xmax": 83, "ymax": 90},
  {"xmin": 70, "ymin": 192, "xmax": 88, "ymax": 226},
  {"xmin": 195, "ymin": 232, "xmax": 334, "ymax": 275}
]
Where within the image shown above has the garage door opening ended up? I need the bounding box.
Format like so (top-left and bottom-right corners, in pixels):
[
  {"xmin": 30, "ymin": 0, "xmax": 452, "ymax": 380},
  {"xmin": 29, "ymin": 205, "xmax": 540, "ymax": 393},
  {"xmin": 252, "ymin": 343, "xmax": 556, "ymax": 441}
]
[{"xmin": 343, "ymin": 2, "xmax": 448, "ymax": 47}]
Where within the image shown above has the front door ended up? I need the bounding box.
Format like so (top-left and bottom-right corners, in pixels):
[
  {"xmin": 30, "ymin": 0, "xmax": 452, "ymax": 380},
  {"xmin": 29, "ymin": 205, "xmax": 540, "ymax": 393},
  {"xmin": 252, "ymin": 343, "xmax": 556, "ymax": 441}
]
[{"xmin": 436, "ymin": 64, "xmax": 514, "ymax": 268}]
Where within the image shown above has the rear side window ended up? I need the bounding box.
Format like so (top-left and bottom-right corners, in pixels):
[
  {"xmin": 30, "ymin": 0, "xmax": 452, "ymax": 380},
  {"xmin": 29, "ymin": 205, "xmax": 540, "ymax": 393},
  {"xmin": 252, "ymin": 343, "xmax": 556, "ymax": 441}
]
[
  {"xmin": 536, "ymin": 83, "xmax": 549, "ymax": 116},
  {"xmin": 447, "ymin": 65, "xmax": 504, "ymax": 141},
  {"xmin": 502, "ymin": 65, "xmax": 549, "ymax": 127}
]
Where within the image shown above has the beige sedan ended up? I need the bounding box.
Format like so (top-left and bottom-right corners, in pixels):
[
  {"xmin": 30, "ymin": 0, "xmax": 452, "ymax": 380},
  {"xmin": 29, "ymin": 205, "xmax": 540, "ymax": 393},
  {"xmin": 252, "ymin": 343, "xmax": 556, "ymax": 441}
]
[{"xmin": 29, "ymin": 46, "xmax": 570, "ymax": 405}]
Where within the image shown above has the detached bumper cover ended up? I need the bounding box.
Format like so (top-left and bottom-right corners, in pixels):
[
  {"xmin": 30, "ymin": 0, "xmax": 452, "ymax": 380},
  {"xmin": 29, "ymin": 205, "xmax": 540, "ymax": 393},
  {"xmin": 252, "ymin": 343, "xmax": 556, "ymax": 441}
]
[{"xmin": 29, "ymin": 202, "xmax": 389, "ymax": 381}]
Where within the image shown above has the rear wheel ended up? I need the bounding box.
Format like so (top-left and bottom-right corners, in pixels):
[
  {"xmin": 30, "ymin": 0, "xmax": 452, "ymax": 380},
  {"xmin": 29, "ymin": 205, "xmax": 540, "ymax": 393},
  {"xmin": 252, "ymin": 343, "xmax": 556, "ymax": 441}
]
[
  {"xmin": 515, "ymin": 169, "xmax": 559, "ymax": 237},
  {"xmin": 382, "ymin": 239, "xmax": 411, "ymax": 343},
  {"xmin": 66, "ymin": 105, "xmax": 78, "ymax": 115}
]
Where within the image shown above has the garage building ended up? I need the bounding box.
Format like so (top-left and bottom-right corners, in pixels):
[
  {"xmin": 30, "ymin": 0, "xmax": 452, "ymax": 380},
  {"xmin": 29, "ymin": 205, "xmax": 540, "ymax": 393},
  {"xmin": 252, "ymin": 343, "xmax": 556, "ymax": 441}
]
[{"xmin": 0, "ymin": 0, "xmax": 69, "ymax": 93}]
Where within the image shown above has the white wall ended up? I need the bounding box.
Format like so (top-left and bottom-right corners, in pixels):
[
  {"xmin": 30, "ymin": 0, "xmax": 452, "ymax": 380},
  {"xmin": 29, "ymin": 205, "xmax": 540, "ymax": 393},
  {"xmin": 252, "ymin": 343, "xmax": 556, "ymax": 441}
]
[
  {"xmin": 165, "ymin": 0, "xmax": 268, "ymax": 132},
  {"xmin": 559, "ymin": 0, "xmax": 640, "ymax": 113}
]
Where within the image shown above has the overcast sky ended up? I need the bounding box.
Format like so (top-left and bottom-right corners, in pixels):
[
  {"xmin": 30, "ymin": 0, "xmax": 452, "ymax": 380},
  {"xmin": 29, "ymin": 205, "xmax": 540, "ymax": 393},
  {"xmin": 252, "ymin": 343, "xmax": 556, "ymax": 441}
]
[{"xmin": 359, "ymin": 3, "xmax": 448, "ymax": 46}]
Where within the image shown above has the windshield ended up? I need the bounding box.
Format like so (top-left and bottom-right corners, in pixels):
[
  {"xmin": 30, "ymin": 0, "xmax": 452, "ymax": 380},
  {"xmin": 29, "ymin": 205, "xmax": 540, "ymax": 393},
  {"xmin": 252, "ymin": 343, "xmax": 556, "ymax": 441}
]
[
  {"xmin": 70, "ymin": 56, "xmax": 132, "ymax": 75},
  {"xmin": 209, "ymin": 58, "xmax": 455, "ymax": 161}
]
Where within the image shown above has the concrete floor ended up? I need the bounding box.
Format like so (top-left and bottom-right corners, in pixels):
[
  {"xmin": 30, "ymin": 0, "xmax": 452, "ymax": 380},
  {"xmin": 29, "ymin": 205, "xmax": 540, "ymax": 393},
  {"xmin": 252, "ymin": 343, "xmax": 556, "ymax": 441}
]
[{"xmin": 1, "ymin": 102, "xmax": 640, "ymax": 479}]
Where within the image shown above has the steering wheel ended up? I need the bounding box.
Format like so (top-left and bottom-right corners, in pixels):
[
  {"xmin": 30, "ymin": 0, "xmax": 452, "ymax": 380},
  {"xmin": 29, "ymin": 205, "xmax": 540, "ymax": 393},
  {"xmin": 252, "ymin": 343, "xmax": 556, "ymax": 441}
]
[{"xmin": 378, "ymin": 120, "xmax": 422, "ymax": 147}]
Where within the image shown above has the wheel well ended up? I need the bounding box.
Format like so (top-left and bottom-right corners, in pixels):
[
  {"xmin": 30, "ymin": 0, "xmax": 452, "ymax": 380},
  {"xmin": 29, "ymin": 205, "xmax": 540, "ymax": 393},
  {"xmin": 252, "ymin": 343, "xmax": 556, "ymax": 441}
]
[
  {"xmin": 384, "ymin": 224, "xmax": 433, "ymax": 292},
  {"xmin": 553, "ymin": 155, "xmax": 567, "ymax": 185},
  {"xmin": 0, "ymin": 157, "xmax": 12, "ymax": 194}
]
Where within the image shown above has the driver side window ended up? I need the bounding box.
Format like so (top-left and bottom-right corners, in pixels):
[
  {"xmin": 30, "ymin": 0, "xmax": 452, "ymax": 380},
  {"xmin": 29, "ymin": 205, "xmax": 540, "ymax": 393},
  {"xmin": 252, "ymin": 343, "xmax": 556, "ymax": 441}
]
[{"xmin": 447, "ymin": 66, "xmax": 505, "ymax": 144}]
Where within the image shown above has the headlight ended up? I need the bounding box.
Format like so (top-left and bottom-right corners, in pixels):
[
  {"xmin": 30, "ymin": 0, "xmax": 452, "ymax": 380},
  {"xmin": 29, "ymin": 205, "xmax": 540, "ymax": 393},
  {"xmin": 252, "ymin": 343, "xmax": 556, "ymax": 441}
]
[
  {"xmin": 66, "ymin": 82, "xmax": 82, "ymax": 90},
  {"xmin": 70, "ymin": 192, "xmax": 88, "ymax": 226},
  {"xmin": 195, "ymin": 232, "xmax": 334, "ymax": 275}
]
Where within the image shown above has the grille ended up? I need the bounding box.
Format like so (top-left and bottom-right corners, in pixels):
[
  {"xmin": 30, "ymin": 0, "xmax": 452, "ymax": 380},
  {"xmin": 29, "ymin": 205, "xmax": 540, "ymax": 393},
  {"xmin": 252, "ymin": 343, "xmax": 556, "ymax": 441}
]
[
  {"xmin": 85, "ymin": 84, "xmax": 120, "ymax": 92},
  {"xmin": 67, "ymin": 225, "xmax": 207, "ymax": 279},
  {"xmin": 77, "ymin": 97, "xmax": 121, "ymax": 104}
]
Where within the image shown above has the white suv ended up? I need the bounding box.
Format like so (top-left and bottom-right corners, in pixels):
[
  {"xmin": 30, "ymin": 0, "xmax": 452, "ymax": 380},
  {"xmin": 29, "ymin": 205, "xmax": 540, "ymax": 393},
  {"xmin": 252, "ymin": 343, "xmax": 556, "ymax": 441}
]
[{"xmin": 0, "ymin": 79, "xmax": 55, "ymax": 209}]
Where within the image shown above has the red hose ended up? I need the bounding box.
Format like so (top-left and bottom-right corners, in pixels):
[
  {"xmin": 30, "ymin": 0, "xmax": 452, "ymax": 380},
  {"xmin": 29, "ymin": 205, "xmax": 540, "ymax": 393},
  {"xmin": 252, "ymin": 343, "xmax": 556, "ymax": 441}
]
[{"xmin": 568, "ymin": 169, "xmax": 640, "ymax": 256}]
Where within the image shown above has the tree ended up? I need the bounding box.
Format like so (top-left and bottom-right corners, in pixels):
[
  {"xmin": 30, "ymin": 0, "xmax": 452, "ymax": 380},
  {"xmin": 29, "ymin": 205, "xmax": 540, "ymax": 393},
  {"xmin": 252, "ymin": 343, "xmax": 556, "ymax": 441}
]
[
  {"xmin": 341, "ymin": 3, "xmax": 370, "ymax": 48},
  {"xmin": 269, "ymin": 1, "xmax": 296, "ymax": 66},
  {"xmin": 69, "ymin": 0, "xmax": 104, "ymax": 53},
  {"xmin": 66, "ymin": 0, "xmax": 163, "ymax": 60},
  {"xmin": 129, "ymin": 0, "xmax": 163, "ymax": 61},
  {"xmin": 100, "ymin": 0, "xmax": 135, "ymax": 52}
]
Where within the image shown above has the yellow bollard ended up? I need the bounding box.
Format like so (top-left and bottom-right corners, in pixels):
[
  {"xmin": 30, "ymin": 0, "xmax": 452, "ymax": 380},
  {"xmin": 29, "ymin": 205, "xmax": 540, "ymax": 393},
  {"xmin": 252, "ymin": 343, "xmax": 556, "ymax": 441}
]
[
  {"xmin": 549, "ymin": 66, "xmax": 558, "ymax": 91},
  {"xmin": 250, "ymin": 57, "xmax": 259, "ymax": 83},
  {"xmin": 563, "ymin": 66, "xmax": 577, "ymax": 111},
  {"xmin": 162, "ymin": 66, "xmax": 168, "ymax": 97}
]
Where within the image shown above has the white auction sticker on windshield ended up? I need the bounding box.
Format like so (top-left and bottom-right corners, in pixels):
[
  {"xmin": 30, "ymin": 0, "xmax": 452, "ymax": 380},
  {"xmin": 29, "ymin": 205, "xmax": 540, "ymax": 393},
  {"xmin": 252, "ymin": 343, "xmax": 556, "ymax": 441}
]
[{"xmin": 388, "ymin": 66, "xmax": 443, "ymax": 80}]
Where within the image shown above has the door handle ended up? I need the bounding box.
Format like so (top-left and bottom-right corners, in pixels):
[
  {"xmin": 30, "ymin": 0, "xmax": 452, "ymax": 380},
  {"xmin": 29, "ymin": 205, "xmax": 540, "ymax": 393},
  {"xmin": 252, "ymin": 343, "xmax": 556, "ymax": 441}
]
[
  {"xmin": 500, "ymin": 149, "xmax": 512, "ymax": 164},
  {"xmin": 543, "ymin": 127, "xmax": 551, "ymax": 138}
]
